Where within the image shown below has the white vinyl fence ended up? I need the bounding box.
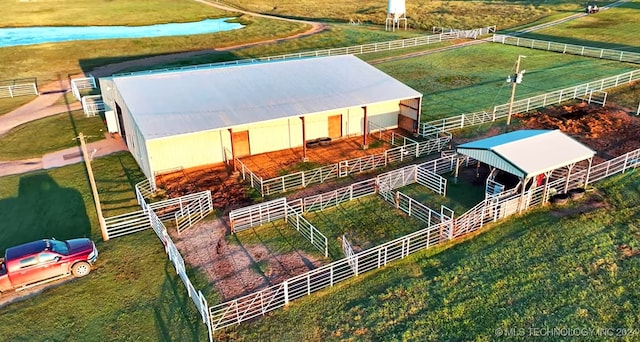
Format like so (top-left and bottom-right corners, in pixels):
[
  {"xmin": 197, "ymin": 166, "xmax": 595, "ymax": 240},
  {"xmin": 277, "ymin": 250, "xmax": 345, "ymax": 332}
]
[
  {"xmin": 0, "ymin": 78, "xmax": 38, "ymax": 98},
  {"xmin": 492, "ymin": 35, "xmax": 640, "ymax": 64}
]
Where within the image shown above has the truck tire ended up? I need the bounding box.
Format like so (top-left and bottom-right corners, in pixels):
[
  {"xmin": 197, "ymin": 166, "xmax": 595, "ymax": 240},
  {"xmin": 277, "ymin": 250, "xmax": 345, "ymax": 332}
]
[{"xmin": 72, "ymin": 261, "xmax": 91, "ymax": 277}]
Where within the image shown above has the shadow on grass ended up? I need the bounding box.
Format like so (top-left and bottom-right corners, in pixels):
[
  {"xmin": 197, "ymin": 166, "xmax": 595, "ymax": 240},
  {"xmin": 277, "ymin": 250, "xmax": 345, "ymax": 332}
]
[
  {"xmin": 153, "ymin": 260, "xmax": 206, "ymax": 342},
  {"xmin": 0, "ymin": 173, "xmax": 91, "ymax": 254}
]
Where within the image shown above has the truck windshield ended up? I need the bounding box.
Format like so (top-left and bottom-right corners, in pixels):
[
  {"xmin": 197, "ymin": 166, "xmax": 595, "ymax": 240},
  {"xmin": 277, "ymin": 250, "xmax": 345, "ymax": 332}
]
[{"xmin": 49, "ymin": 240, "xmax": 69, "ymax": 255}]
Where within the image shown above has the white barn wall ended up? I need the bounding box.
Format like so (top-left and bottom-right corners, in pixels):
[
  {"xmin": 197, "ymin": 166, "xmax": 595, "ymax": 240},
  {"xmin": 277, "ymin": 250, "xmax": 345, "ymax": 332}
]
[
  {"xmin": 98, "ymin": 78, "xmax": 153, "ymax": 180},
  {"xmin": 147, "ymin": 131, "xmax": 224, "ymax": 174}
]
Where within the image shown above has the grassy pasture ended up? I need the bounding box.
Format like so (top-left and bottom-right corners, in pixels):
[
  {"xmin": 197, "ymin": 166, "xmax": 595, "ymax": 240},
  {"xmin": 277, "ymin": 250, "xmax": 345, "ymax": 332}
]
[
  {"xmin": 515, "ymin": 0, "xmax": 640, "ymax": 52},
  {"xmin": 216, "ymin": 171, "xmax": 640, "ymax": 341},
  {"xmin": 0, "ymin": 0, "xmax": 233, "ymax": 27},
  {"xmin": 0, "ymin": 110, "xmax": 105, "ymax": 160},
  {"xmin": 375, "ymin": 43, "xmax": 639, "ymax": 119},
  {"xmin": 399, "ymin": 178, "xmax": 486, "ymax": 215},
  {"xmin": 220, "ymin": 0, "xmax": 588, "ymax": 30},
  {"xmin": 305, "ymin": 196, "xmax": 425, "ymax": 258},
  {"xmin": 608, "ymin": 82, "xmax": 640, "ymax": 110}
]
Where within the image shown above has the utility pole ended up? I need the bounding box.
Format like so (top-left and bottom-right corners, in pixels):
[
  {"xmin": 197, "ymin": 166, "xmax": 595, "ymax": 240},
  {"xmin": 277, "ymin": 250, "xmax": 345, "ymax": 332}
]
[
  {"xmin": 506, "ymin": 55, "xmax": 526, "ymax": 126},
  {"xmin": 78, "ymin": 132, "xmax": 109, "ymax": 241}
]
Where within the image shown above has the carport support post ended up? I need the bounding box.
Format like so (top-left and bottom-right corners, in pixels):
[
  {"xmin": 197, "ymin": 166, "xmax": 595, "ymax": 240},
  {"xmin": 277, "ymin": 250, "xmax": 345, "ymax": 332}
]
[
  {"xmin": 541, "ymin": 170, "xmax": 552, "ymax": 205},
  {"xmin": 362, "ymin": 106, "xmax": 368, "ymax": 149},
  {"xmin": 79, "ymin": 132, "xmax": 108, "ymax": 241},
  {"xmin": 564, "ymin": 163, "xmax": 575, "ymax": 193},
  {"xmin": 300, "ymin": 116, "xmax": 308, "ymax": 162},
  {"xmin": 584, "ymin": 158, "xmax": 593, "ymax": 187},
  {"xmin": 517, "ymin": 177, "xmax": 532, "ymax": 213}
]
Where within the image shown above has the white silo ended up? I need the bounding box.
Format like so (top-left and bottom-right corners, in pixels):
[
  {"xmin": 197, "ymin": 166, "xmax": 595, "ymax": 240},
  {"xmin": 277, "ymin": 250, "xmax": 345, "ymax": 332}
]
[{"xmin": 386, "ymin": 0, "xmax": 407, "ymax": 31}]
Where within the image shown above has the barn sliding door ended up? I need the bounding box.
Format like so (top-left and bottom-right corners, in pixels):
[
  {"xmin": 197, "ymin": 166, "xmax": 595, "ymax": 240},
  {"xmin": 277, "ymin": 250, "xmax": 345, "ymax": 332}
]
[
  {"xmin": 328, "ymin": 114, "xmax": 342, "ymax": 139},
  {"xmin": 232, "ymin": 131, "xmax": 250, "ymax": 157}
]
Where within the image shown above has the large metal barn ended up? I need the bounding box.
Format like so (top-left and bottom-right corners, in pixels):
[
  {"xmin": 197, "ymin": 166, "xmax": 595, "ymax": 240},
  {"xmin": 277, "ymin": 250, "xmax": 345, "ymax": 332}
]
[{"xmin": 98, "ymin": 55, "xmax": 423, "ymax": 184}]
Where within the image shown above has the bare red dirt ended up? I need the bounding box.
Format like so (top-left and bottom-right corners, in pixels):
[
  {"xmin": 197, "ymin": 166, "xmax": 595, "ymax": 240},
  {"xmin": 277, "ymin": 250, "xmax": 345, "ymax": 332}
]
[{"xmin": 515, "ymin": 102, "xmax": 640, "ymax": 162}]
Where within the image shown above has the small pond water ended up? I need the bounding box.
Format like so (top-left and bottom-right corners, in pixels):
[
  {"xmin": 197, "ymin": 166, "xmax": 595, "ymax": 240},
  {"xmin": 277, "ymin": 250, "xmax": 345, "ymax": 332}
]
[{"xmin": 0, "ymin": 18, "xmax": 244, "ymax": 48}]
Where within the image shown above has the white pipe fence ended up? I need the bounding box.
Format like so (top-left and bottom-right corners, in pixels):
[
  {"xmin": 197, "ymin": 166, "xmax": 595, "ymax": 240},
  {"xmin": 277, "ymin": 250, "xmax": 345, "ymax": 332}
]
[
  {"xmin": 113, "ymin": 30, "xmax": 492, "ymax": 77},
  {"xmin": 285, "ymin": 204, "xmax": 329, "ymax": 257},
  {"xmin": 212, "ymin": 146, "xmax": 640, "ymax": 332},
  {"xmin": 0, "ymin": 83, "xmax": 38, "ymax": 98},
  {"xmin": 81, "ymin": 95, "xmax": 105, "ymax": 117},
  {"xmin": 209, "ymin": 218, "xmax": 450, "ymax": 331},
  {"xmin": 492, "ymin": 35, "xmax": 640, "ymax": 64},
  {"xmin": 175, "ymin": 191, "xmax": 213, "ymax": 234},
  {"xmin": 422, "ymin": 69, "xmax": 640, "ymax": 135},
  {"xmin": 434, "ymin": 25, "xmax": 496, "ymax": 39},
  {"xmin": 143, "ymin": 191, "xmax": 213, "ymax": 342},
  {"xmin": 236, "ymin": 134, "xmax": 451, "ymax": 196},
  {"xmin": 71, "ymin": 76, "xmax": 96, "ymax": 101}
]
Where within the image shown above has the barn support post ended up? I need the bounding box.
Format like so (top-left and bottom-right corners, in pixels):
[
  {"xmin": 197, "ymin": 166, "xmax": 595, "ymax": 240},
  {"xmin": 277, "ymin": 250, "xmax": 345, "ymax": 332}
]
[
  {"xmin": 228, "ymin": 128, "xmax": 236, "ymax": 170},
  {"xmin": 300, "ymin": 116, "xmax": 308, "ymax": 162},
  {"xmin": 362, "ymin": 106, "xmax": 368, "ymax": 149}
]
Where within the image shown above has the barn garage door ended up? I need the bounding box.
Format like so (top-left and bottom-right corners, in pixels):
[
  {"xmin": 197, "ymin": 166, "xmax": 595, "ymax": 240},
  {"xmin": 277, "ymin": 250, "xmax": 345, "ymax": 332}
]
[
  {"xmin": 232, "ymin": 131, "xmax": 250, "ymax": 157},
  {"xmin": 328, "ymin": 115, "xmax": 342, "ymax": 139}
]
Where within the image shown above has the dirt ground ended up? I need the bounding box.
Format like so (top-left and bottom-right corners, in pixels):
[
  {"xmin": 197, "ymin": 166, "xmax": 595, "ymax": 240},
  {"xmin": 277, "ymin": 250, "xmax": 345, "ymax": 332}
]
[{"xmin": 164, "ymin": 100, "xmax": 640, "ymax": 302}]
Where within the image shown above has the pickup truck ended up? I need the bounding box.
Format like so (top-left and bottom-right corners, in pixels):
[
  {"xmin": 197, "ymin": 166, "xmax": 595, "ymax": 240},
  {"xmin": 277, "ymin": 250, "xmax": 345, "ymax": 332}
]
[{"xmin": 0, "ymin": 238, "xmax": 98, "ymax": 293}]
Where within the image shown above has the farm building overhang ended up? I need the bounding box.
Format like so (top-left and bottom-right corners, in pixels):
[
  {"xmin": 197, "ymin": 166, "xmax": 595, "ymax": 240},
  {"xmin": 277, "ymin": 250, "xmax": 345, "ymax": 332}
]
[
  {"xmin": 456, "ymin": 130, "xmax": 596, "ymax": 179},
  {"xmin": 103, "ymin": 55, "xmax": 423, "ymax": 140}
]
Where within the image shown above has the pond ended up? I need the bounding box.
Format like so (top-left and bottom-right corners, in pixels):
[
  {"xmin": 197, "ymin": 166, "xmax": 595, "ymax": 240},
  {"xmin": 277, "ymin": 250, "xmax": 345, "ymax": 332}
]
[{"xmin": 0, "ymin": 18, "xmax": 244, "ymax": 48}]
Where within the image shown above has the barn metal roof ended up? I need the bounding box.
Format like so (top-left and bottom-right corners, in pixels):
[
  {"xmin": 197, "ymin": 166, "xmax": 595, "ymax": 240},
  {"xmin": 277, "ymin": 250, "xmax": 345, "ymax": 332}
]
[
  {"xmin": 108, "ymin": 55, "xmax": 422, "ymax": 139},
  {"xmin": 456, "ymin": 130, "xmax": 595, "ymax": 179}
]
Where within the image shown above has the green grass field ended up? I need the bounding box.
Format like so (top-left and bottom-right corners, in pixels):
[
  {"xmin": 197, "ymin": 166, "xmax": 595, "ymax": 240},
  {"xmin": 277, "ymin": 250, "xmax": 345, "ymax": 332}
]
[
  {"xmin": 304, "ymin": 196, "xmax": 426, "ymax": 258},
  {"xmin": 230, "ymin": 220, "xmax": 328, "ymax": 261},
  {"xmin": 0, "ymin": 110, "xmax": 105, "ymax": 160},
  {"xmin": 1, "ymin": 0, "xmax": 639, "ymax": 340},
  {"xmin": 516, "ymin": 0, "xmax": 640, "ymax": 53},
  {"xmin": 399, "ymin": 178, "xmax": 486, "ymax": 215},
  {"xmin": 215, "ymin": 170, "xmax": 640, "ymax": 341},
  {"xmin": 0, "ymin": 96, "xmax": 37, "ymax": 116},
  {"xmin": 0, "ymin": 152, "xmax": 212, "ymax": 341},
  {"xmin": 376, "ymin": 43, "xmax": 639, "ymax": 119}
]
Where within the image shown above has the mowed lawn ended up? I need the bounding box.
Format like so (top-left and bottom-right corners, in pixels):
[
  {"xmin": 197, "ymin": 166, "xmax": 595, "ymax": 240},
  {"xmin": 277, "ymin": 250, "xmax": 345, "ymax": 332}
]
[
  {"xmin": 376, "ymin": 43, "xmax": 639, "ymax": 119},
  {"xmin": 399, "ymin": 179, "xmax": 486, "ymax": 216},
  {"xmin": 0, "ymin": 152, "xmax": 213, "ymax": 341},
  {"xmin": 215, "ymin": 170, "xmax": 640, "ymax": 341},
  {"xmin": 304, "ymin": 195, "xmax": 426, "ymax": 259},
  {"xmin": 0, "ymin": 110, "xmax": 105, "ymax": 160}
]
